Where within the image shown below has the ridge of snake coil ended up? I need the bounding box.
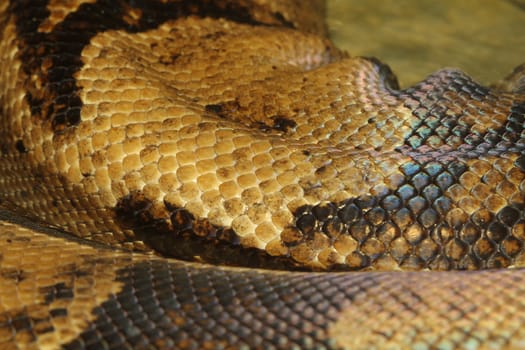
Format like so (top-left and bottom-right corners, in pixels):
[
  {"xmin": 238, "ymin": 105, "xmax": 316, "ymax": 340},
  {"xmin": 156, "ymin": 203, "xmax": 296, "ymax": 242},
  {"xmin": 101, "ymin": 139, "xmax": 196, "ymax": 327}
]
[{"xmin": 1, "ymin": 1, "xmax": 525, "ymax": 349}]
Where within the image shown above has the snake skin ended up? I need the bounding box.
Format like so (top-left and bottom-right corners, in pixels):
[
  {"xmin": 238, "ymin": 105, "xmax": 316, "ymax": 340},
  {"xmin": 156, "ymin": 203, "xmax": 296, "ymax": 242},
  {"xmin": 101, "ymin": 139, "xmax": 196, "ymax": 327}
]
[{"xmin": 1, "ymin": 0, "xmax": 525, "ymax": 349}]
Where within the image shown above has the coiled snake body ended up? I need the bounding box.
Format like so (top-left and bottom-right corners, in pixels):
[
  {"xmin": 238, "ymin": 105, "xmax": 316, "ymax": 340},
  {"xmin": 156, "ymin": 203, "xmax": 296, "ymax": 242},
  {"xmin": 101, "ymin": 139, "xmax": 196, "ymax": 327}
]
[{"xmin": 1, "ymin": 1, "xmax": 525, "ymax": 349}]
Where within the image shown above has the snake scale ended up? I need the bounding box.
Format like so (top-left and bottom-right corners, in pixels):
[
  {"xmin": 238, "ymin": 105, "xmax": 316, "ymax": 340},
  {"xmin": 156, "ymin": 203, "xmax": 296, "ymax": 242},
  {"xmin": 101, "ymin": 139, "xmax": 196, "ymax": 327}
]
[{"xmin": 1, "ymin": 0, "xmax": 525, "ymax": 349}]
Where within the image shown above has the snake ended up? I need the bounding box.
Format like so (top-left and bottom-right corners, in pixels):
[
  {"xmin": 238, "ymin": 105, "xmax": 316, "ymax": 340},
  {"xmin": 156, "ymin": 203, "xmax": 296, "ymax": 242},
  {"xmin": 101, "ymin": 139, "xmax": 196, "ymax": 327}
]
[{"xmin": 1, "ymin": 0, "xmax": 525, "ymax": 349}]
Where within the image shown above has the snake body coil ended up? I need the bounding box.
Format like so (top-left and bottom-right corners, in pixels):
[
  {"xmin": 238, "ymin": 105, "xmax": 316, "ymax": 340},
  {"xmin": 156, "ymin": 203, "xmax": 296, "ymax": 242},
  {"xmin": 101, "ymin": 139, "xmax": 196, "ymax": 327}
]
[{"xmin": 1, "ymin": 1, "xmax": 525, "ymax": 349}]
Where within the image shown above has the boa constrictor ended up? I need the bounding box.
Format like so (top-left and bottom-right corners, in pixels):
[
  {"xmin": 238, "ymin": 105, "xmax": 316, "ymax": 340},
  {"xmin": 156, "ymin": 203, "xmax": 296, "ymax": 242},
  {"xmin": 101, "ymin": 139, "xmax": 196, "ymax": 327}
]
[{"xmin": 1, "ymin": 1, "xmax": 525, "ymax": 349}]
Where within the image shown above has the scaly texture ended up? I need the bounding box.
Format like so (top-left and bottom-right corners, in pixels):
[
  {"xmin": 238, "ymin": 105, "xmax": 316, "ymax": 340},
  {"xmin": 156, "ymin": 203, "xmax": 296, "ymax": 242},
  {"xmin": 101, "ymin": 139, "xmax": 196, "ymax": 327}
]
[{"xmin": 1, "ymin": 1, "xmax": 525, "ymax": 349}]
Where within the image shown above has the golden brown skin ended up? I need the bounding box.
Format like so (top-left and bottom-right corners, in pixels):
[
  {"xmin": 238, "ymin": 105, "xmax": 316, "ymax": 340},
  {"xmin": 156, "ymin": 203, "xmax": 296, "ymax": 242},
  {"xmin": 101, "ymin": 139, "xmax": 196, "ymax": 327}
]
[{"xmin": 1, "ymin": 0, "xmax": 525, "ymax": 349}]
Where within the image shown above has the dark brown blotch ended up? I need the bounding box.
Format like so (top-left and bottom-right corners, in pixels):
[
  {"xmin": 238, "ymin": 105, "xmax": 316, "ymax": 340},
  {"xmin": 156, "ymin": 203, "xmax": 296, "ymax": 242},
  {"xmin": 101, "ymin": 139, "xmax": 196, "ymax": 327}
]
[
  {"xmin": 337, "ymin": 202, "xmax": 361, "ymax": 224},
  {"xmin": 295, "ymin": 213, "xmax": 316, "ymax": 237},
  {"xmin": 497, "ymin": 206, "xmax": 521, "ymax": 227},
  {"xmin": 41, "ymin": 282, "xmax": 74, "ymax": 305},
  {"xmin": 170, "ymin": 208, "xmax": 194, "ymax": 232},
  {"xmin": 15, "ymin": 140, "xmax": 27, "ymax": 153},
  {"xmin": 9, "ymin": 312, "xmax": 34, "ymax": 335},
  {"xmin": 486, "ymin": 222, "xmax": 509, "ymax": 243},
  {"xmin": 10, "ymin": 0, "xmax": 279, "ymax": 133},
  {"xmin": 205, "ymin": 100, "xmax": 240, "ymax": 118},
  {"xmin": 0, "ymin": 268, "xmax": 28, "ymax": 282},
  {"xmin": 159, "ymin": 54, "xmax": 180, "ymax": 65},
  {"xmin": 49, "ymin": 308, "xmax": 68, "ymax": 318},
  {"xmin": 312, "ymin": 202, "xmax": 336, "ymax": 221},
  {"xmin": 116, "ymin": 192, "xmax": 303, "ymax": 270},
  {"xmin": 272, "ymin": 116, "xmax": 297, "ymax": 132}
]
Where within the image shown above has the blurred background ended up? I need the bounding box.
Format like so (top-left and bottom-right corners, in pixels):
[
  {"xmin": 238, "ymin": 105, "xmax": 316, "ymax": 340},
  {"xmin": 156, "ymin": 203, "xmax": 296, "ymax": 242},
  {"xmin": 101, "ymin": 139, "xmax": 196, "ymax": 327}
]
[{"xmin": 327, "ymin": 0, "xmax": 525, "ymax": 88}]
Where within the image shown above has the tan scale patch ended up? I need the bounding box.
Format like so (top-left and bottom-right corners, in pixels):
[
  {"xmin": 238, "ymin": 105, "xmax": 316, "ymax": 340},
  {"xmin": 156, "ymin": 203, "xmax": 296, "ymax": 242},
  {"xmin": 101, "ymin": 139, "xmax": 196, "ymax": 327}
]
[
  {"xmin": 65, "ymin": 17, "xmax": 418, "ymax": 268},
  {"xmin": 0, "ymin": 212, "xmax": 136, "ymax": 349},
  {"xmin": 329, "ymin": 271, "xmax": 525, "ymax": 350},
  {"xmin": 3, "ymin": 3, "xmax": 525, "ymax": 271}
]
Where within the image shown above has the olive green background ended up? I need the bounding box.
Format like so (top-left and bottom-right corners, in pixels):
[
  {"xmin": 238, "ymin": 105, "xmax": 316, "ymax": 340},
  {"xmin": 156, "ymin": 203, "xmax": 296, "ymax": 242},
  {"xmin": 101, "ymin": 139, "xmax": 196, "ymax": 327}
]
[{"xmin": 327, "ymin": 0, "xmax": 525, "ymax": 88}]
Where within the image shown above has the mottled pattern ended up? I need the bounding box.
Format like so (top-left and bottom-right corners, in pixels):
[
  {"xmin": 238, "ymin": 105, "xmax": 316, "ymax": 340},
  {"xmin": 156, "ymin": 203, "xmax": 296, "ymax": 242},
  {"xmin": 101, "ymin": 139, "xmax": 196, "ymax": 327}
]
[
  {"xmin": 2, "ymin": 213, "xmax": 525, "ymax": 350},
  {"xmin": 2, "ymin": 212, "xmax": 525, "ymax": 350},
  {"xmin": 1, "ymin": 0, "xmax": 525, "ymax": 349}
]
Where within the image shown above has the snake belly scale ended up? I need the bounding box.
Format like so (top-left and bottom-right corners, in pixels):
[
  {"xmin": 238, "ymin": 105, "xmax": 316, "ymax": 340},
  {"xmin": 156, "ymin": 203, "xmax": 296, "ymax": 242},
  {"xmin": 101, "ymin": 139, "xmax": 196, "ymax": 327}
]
[{"xmin": 1, "ymin": 0, "xmax": 525, "ymax": 349}]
